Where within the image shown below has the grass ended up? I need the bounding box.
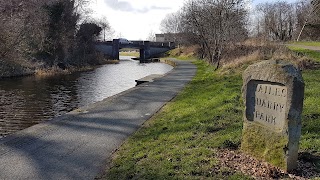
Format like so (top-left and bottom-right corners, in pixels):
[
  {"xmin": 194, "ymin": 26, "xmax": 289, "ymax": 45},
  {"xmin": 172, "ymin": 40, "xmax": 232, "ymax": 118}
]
[
  {"xmin": 119, "ymin": 51, "xmax": 139, "ymax": 57},
  {"xmin": 35, "ymin": 66, "xmax": 74, "ymax": 77},
  {"xmin": 105, "ymin": 61, "xmax": 251, "ymax": 179},
  {"xmin": 287, "ymin": 46, "xmax": 320, "ymax": 62},
  {"xmin": 103, "ymin": 46, "xmax": 320, "ymax": 179},
  {"xmin": 167, "ymin": 46, "xmax": 199, "ymax": 61},
  {"xmin": 299, "ymin": 69, "xmax": 320, "ymax": 172},
  {"xmin": 103, "ymin": 60, "xmax": 120, "ymax": 64},
  {"xmin": 300, "ymin": 69, "xmax": 320, "ymax": 152},
  {"xmin": 285, "ymin": 45, "xmax": 320, "ymax": 168}
]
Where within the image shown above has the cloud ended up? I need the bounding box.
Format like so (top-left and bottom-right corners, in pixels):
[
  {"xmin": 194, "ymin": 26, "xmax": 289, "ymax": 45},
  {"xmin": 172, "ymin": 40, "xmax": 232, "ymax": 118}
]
[{"xmin": 104, "ymin": 0, "xmax": 170, "ymax": 13}]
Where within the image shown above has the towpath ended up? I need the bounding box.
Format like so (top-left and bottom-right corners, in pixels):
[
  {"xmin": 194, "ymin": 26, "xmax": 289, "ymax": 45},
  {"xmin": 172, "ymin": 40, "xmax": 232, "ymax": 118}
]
[
  {"xmin": 286, "ymin": 44, "xmax": 320, "ymax": 51},
  {"xmin": 0, "ymin": 59, "xmax": 197, "ymax": 180}
]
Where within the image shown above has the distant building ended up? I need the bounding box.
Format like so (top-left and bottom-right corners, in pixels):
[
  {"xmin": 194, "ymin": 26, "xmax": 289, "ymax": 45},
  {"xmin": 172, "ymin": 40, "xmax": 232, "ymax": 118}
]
[
  {"xmin": 155, "ymin": 33, "xmax": 174, "ymax": 42},
  {"xmin": 155, "ymin": 33, "xmax": 191, "ymax": 46}
]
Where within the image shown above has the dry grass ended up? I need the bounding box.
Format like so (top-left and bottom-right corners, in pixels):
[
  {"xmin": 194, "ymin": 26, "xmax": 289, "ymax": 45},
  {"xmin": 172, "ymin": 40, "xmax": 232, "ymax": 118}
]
[
  {"xmin": 220, "ymin": 41, "xmax": 316, "ymax": 75},
  {"xmin": 35, "ymin": 66, "xmax": 95, "ymax": 77},
  {"xmin": 35, "ymin": 66, "xmax": 72, "ymax": 77},
  {"xmin": 101, "ymin": 59, "xmax": 120, "ymax": 64},
  {"xmin": 119, "ymin": 51, "xmax": 139, "ymax": 57},
  {"xmin": 35, "ymin": 57, "xmax": 120, "ymax": 78},
  {"xmin": 220, "ymin": 50, "xmax": 262, "ymax": 75},
  {"xmin": 242, "ymin": 38, "xmax": 276, "ymax": 47},
  {"xmin": 160, "ymin": 59, "xmax": 177, "ymax": 67},
  {"xmin": 168, "ymin": 45, "xmax": 198, "ymax": 59},
  {"xmin": 168, "ymin": 39, "xmax": 317, "ymax": 75}
]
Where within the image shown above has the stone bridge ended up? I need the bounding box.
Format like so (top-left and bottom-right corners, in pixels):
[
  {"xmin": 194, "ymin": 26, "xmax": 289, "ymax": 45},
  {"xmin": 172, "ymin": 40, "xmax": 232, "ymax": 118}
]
[{"xmin": 95, "ymin": 39, "xmax": 175, "ymax": 62}]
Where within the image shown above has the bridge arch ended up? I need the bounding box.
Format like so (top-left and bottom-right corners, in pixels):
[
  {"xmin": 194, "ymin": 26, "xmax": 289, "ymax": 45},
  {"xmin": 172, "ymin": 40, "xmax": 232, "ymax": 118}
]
[{"xmin": 95, "ymin": 39, "xmax": 175, "ymax": 62}]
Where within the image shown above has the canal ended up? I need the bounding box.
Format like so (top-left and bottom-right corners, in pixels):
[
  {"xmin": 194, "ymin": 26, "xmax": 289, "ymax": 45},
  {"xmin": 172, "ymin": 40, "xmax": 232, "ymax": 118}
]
[{"xmin": 0, "ymin": 56, "xmax": 173, "ymax": 138}]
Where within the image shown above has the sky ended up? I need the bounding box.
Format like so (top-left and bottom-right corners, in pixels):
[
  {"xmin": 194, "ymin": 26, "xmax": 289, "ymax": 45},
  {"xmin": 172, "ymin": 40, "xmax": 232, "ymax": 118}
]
[{"xmin": 89, "ymin": 0, "xmax": 298, "ymax": 40}]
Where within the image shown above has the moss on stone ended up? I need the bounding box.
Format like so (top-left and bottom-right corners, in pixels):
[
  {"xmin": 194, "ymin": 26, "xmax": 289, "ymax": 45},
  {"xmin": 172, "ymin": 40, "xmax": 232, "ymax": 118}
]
[{"xmin": 241, "ymin": 122, "xmax": 288, "ymax": 169}]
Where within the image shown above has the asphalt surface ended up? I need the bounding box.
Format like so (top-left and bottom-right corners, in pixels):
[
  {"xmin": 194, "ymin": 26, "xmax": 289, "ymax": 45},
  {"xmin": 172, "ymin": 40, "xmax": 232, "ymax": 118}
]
[
  {"xmin": 0, "ymin": 59, "xmax": 197, "ymax": 180},
  {"xmin": 287, "ymin": 44, "xmax": 320, "ymax": 51}
]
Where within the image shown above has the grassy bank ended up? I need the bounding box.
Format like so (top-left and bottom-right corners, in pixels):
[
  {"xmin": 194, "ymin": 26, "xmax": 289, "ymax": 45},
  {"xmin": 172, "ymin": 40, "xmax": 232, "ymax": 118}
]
[
  {"xmin": 0, "ymin": 59, "xmax": 35, "ymax": 78},
  {"xmin": 119, "ymin": 51, "xmax": 140, "ymax": 57},
  {"xmin": 103, "ymin": 47, "xmax": 320, "ymax": 179},
  {"xmin": 105, "ymin": 60, "xmax": 250, "ymax": 179},
  {"xmin": 289, "ymin": 47, "xmax": 320, "ymax": 154},
  {"xmin": 287, "ymin": 46, "xmax": 320, "ymax": 63},
  {"xmin": 34, "ymin": 59, "xmax": 119, "ymax": 78}
]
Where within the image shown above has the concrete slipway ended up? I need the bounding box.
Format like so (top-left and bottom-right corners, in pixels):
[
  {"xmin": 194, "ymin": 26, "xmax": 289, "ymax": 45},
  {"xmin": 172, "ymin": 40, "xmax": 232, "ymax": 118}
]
[{"xmin": 0, "ymin": 60, "xmax": 197, "ymax": 180}]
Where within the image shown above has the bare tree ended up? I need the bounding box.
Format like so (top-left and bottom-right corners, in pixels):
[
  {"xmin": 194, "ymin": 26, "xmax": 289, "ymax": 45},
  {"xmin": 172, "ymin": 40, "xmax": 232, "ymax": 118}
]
[
  {"xmin": 296, "ymin": 0, "xmax": 320, "ymax": 41},
  {"xmin": 0, "ymin": 0, "xmax": 50, "ymax": 62},
  {"xmin": 147, "ymin": 31, "xmax": 156, "ymax": 41},
  {"xmin": 252, "ymin": 0, "xmax": 320, "ymax": 41},
  {"xmin": 256, "ymin": 1, "xmax": 295, "ymax": 41},
  {"xmin": 97, "ymin": 16, "xmax": 111, "ymax": 41},
  {"xmin": 180, "ymin": 0, "xmax": 248, "ymax": 69},
  {"xmin": 0, "ymin": 0, "xmax": 108, "ymax": 71},
  {"xmin": 160, "ymin": 11, "xmax": 183, "ymax": 34},
  {"xmin": 160, "ymin": 11, "xmax": 186, "ymax": 45}
]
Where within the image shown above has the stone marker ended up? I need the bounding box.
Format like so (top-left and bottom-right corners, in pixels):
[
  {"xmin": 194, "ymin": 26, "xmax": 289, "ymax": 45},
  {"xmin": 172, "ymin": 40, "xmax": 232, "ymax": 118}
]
[{"xmin": 241, "ymin": 60, "xmax": 304, "ymax": 171}]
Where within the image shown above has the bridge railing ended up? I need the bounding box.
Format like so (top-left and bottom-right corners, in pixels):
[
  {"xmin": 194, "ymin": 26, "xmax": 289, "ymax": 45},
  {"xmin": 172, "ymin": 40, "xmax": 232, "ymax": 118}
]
[
  {"xmin": 129, "ymin": 41, "xmax": 144, "ymax": 47},
  {"xmin": 149, "ymin": 42, "xmax": 175, "ymax": 48},
  {"xmin": 95, "ymin": 40, "xmax": 176, "ymax": 49}
]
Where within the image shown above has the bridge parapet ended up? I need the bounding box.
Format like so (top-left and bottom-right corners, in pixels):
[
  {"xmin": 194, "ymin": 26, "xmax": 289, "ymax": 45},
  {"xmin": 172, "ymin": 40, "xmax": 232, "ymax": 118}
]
[
  {"xmin": 95, "ymin": 41, "xmax": 113, "ymax": 46},
  {"xmin": 131, "ymin": 41, "xmax": 144, "ymax": 45},
  {"xmin": 96, "ymin": 40, "xmax": 175, "ymax": 49}
]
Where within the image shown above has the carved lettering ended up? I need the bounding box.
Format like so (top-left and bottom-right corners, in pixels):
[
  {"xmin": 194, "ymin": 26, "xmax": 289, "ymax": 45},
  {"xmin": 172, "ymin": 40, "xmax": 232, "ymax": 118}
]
[
  {"xmin": 247, "ymin": 82, "xmax": 287, "ymax": 130},
  {"xmin": 255, "ymin": 98, "xmax": 285, "ymax": 113},
  {"xmin": 255, "ymin": 110, "xmax": 276, "ymax": 125},
  {"xmin": 256, "ymin": 84, "xmax": 287, "ymax": 97}
]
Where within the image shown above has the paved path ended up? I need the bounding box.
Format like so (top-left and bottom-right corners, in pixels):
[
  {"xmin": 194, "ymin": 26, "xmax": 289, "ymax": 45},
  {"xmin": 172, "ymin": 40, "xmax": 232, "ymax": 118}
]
[
  {"xmin": 287, "ymin": 44, "xmax": 320, "ymax": 51},
  {"xmin": 0, "ymin": 60, "xmax": 197, "ymax": 180}
]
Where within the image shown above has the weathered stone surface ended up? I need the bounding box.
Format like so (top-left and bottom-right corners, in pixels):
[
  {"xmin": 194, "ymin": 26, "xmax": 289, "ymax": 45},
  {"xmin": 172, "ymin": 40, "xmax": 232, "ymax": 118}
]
[
  {"xmin": 246, "ymin": 81, "xmax": 287, "ymax": 131},
  {"xmin": 241, "ymin": 60, "xmax": 304, "ymax": 171}
]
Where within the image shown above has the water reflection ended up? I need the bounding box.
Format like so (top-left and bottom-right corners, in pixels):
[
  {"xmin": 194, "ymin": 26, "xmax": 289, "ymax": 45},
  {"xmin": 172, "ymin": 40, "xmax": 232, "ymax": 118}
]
[{"xmin": 0, "ymin": 56, "xmax": 173, "ymax": 137}]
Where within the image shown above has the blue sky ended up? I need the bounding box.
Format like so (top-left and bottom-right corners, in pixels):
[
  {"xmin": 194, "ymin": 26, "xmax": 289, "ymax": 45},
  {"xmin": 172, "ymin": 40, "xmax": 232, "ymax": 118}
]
[{"xmin": 90, "ymin": 0, "xmax": 300, "ymax": 40}]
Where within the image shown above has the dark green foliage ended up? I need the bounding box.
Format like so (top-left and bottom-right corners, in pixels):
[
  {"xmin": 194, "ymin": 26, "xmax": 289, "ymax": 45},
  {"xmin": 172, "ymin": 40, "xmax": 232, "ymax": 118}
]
[
  {"xmin": 45, "ymin": 2, "xmax": 65, "ymax": 26},
  {"xmin": 42, "ymin": 0, "xmax": 79, "ymax": 66},
  {"xmin": 74, "ymin": 23, "xmax": 102, "ymax": 65},
  {"xmin": 77, "ymin": 23, "xmax": 102, "ymax": 43}
]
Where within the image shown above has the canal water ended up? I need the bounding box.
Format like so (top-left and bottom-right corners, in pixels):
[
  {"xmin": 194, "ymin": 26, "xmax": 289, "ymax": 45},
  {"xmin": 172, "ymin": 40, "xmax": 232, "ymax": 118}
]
[{"xmin": 0, "ymin": 56, "xmax": 173, "ymax": 138}]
